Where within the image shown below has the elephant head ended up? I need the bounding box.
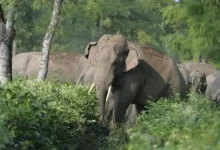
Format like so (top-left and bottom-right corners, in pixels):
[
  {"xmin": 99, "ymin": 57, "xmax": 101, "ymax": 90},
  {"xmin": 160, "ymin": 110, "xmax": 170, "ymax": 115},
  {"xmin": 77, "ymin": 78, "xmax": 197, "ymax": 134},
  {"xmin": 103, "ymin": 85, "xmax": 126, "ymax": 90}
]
[
  {"xmin": 190, "ymin": 70, "xmax": 207, "ymax": 93},
  {"xmin": 84, "ymin": 34, "xmax": 140, "ymax": 124}
]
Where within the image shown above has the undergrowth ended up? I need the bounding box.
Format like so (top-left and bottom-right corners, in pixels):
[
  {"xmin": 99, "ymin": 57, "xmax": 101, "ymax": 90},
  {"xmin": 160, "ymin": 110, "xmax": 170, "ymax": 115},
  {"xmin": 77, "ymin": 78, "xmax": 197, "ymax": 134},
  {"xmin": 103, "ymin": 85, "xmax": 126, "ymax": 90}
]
[{"xmin": 0, "ymin": 77, "xmax": 220, "ymax": 150}]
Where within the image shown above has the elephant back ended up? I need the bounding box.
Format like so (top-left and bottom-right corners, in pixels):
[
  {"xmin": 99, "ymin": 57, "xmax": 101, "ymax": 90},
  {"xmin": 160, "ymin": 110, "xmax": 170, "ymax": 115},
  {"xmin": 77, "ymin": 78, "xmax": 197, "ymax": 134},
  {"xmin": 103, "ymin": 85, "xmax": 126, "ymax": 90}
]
[
  {"xmin": 12, "ymin": 52, "xmax": 42, "ymax": 76},
  {"xmin": 182, "ymin": 62, "xmax": 216, "ymax": 76}
]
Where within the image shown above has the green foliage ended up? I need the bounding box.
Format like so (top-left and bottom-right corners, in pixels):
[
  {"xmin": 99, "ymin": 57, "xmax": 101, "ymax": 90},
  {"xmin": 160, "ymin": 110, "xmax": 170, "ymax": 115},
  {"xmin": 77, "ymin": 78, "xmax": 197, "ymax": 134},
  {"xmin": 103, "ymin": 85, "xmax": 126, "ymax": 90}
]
[
  {"xmin": 128, "ymin": 92, "xmax": 220, "ymax": 150},
  {"xmin": 162, "ymin": 0, "xmax": 220, "ymax": 63},
  {"xmin": 1, "ymin": 0, "xmax": 173, "ymax": 54},
  {"xmin": 0, "ymin": 78, "xmax": 99, "ymax": 149},
  {"xmin": 2, "ymin": 0, "xmax": 220, "ymax": 64},
  {"xmin": 1, "ymin": 78, "xmax": 220, "ymax": 149}
]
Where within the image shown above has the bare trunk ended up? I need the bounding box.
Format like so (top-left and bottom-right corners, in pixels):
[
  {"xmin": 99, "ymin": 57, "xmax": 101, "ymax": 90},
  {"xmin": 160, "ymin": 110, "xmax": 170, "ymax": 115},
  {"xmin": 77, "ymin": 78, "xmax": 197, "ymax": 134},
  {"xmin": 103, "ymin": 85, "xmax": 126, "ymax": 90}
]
[
  {"xmin": 6, "ymin": 4, "xmax": 16, "ymax": 78},
  {"xmin": 204, "ymin": 55, "xmax": 209, "ymax": 64},
  {"xmin": 198, "ymin": 54, "xmax": 202, "ymax": 62},
  {"xmin": 12, "ymin": 40, "xmax": 16, "ymax": 57},
  {"xmin": 37, "ymin": 0, "xmax": 63, "ymax": 81},
  {"xmin": 0, "ymin": 37, "xmax": 10, "ymax": 84},
  {"xmin": 0, "ymin": 3, "xmax": 16, "ymax": 84}
]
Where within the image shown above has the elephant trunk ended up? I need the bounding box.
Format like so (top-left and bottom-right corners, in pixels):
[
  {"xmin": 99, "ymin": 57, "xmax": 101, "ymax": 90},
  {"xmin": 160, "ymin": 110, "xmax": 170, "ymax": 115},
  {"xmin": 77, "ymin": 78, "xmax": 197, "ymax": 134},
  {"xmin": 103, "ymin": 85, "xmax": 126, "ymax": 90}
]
[{"xmin": 95, "ymin": 69, "xmax": 114, "ymax": 125}]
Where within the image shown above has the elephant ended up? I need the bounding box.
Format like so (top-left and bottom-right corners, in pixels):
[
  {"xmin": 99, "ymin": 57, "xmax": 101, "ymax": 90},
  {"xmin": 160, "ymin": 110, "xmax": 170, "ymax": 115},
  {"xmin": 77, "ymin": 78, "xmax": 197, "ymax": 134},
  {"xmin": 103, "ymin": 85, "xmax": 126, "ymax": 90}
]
[
  {"xmin": 76, "ymin": 62, "xmax": 95, "ymax": 86},
  {"xmin": 190, "ymin": 70, "xmax": 206, "ymax": 93},
  {"xmin": 179, "ymin": 62, "xmax": 216, "ymax": 93},
  {"xmin": 205, "ymin": 71, "xmax": 220, "ymax": 105},
  {"xmin": 12, "ymin": 52, "xmax": 95, "ymax": 84},
  {"xmin": 104, "ymin": 91, "xmax": 140, "ymax": 126},
  {"xmin": 12, "ymin": 52, "xmax": 41, "ymax": 77},
  {"xmin": 84, "ymin": 34, "xmax": 187, "ymax": 124},
  {"xmin": 177, "ymin": 64, "xmax": 190, "ymax": 88},
  {"xmin": 182, "ymin": 62, "xmax": 216, "ymax": 77}
]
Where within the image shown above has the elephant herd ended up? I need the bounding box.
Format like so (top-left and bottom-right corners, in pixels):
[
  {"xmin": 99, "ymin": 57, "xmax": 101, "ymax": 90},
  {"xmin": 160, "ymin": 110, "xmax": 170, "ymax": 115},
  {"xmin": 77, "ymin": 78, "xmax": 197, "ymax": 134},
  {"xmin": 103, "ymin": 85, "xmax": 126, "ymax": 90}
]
[{"xmin": 12, "ymin": 34, "xmax": 220, "ymax": 126}]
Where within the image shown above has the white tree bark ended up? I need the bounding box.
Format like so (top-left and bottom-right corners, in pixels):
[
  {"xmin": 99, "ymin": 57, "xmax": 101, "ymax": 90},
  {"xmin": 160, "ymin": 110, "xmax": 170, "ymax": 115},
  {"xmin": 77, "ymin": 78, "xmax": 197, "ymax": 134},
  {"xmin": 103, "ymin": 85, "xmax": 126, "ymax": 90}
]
[
  {"xmin": 0, "ymin": 33, "xmax": 10, "ymax": 84},
  {"xmin": 6, "ymin": 3, "xmax": 16, "ymax": 80},
  {"xmin": 12, "ymin": 40, "xmax": 16, "ymax": 57},
  {"xmin": 0, "ymin": 3, "xmax": 16, "ymax": 84},
  {"xmin": 37, "ymin": 0, "xmax": 63, "ymax": 81}
]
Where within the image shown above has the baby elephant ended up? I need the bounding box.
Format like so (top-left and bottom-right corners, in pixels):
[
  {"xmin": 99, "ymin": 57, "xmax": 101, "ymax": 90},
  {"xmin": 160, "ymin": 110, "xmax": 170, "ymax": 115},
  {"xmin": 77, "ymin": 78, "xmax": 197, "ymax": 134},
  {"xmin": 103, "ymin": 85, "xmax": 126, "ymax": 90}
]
[
  {"xmin": 190, "ymin": 70, "xmax": 207, "ymax": 93},
  {"xmin": 205, "ymin": 71, "xmax": 220, "ymax": 105}
]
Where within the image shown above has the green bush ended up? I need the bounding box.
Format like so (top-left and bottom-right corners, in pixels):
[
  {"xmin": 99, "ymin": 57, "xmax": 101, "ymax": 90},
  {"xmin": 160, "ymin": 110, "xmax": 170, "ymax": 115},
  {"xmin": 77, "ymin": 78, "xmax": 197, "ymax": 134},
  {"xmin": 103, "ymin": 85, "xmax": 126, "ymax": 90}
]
[
  {"xmin": 2, "ymin": 78, "xmax": 220, "ymax": 150},
  {"xmin": 0, "ymin": 78, "xmax": 99, "ymax": 149},
  {"xmin": 127, "ymin": 93, "xmax": 220, "ymax": 150}
]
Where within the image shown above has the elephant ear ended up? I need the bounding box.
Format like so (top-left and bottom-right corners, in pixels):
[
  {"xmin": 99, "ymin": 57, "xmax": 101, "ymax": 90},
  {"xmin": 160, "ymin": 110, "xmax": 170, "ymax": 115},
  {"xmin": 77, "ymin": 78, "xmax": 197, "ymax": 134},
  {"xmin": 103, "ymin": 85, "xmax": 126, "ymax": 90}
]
[
  {"xmin": 125, "ymin": 43, "xmax": 140, "ymax": 72},
  {"xmin": 84, "ymin": 41, "xmax": 98, "ymax": 66}
]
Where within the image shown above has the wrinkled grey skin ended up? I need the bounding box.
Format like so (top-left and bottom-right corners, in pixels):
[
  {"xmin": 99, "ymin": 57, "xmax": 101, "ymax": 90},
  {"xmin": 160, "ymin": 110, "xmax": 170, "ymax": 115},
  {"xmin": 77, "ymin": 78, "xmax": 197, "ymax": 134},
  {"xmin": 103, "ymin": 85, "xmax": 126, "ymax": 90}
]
[
  {"xmin": 13, "ymin": 52, "xmax": 94, "ymax": 84},
  {"xmin": 76, "ymin": 61, "xmax": 95, "ymax": 86},
  {"xmin": 179, "ymin": 62, "xmax": 216, "ymax": 93},
  {"xmin": 104, "ymin": 92, "xmax": 140, "ymax": 126},
  {"xmin": 84, "ymin": 34, "xmax": 187, "ymax": 125},
  {"xmin": 190, "ymin": 70, "xmax": 207, "ymax": 93},
  {"xmin": 177, "ymin": 64, "xmax": 190, "ymax": 88},
  {"xmin": 182, "ymin": 62, "xmax": 216, "ymax": 76},
  {"xmin": 205, "ymin": 71, "xmax": 220, "ymax": 105},
  {"xmin": 12, "ymin": 52, "xmax": 42, "ymax": 77},
  {"xmin": 77, "ymin": 58, "xmax": 138, "ymax": 126}
]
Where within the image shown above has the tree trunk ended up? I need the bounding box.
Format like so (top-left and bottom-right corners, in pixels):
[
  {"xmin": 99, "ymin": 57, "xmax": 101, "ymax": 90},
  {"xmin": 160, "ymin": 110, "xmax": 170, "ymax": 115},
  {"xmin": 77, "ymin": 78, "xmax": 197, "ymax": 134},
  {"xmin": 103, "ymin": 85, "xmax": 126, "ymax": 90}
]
[
  {"xmin": 37, "ymin": 0, "xmax": 63, "ymax": 81},
  {"xmin": 204, "ymin": 55, "xmax": 209, "ymax": 64},
  {"xmin": 0, "ymin": 4, "xmax": 16, "ymax": 84},
  {"xmin": 6, "ymin": 3, "xmax": 16, "ymax": 78},
  {"xmin": 198, "ymin": 54, "xmax": 202, "ymax": 62},
  {"xmin": 12, "ymin": 40, "xmax": 16, "ymax": 57}
]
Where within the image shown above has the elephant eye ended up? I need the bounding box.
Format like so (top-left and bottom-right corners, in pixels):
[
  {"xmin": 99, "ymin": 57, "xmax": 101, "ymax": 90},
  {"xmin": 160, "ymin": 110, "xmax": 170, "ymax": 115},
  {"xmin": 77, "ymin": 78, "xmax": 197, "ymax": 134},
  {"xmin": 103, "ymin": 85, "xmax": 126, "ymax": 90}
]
[
  {"xmin": 114, "ymin": 54, "xmax": 124, "ymax": 64},
  {"xmin": 125, "ymin": 50, "xmax": 129, "ymax": 57}
]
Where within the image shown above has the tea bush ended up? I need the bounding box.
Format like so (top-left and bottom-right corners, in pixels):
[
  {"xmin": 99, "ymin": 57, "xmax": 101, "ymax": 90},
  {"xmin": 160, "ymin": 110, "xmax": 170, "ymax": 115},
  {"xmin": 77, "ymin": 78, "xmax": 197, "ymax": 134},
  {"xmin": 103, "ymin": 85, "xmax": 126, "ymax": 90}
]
[
  {"xmin": 0, "ymin": 78, "xmax": 99, "ymax": 149},
  {"xmin": 1, "ymin": 78, "xmax": 220, "ymax": 150},
  {"xmin": 128, "ymin": 93, "xmax": 220, "ymax": 150}
]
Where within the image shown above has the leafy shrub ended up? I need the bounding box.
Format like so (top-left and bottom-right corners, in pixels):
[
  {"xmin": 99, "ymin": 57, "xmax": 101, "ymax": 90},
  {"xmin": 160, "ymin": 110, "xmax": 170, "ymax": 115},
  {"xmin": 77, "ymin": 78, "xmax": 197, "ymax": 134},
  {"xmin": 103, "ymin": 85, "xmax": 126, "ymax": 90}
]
[
  {"xmin": 2, "ymin": 78, "xmax": 220, "ymax": 150},
  {"xmin": 0, "ymin": 78, "xmax": 99, "ymax": 149},
  {"xmin": 128, "ymin": 92, "xmax": 220, "ymax": 150}
]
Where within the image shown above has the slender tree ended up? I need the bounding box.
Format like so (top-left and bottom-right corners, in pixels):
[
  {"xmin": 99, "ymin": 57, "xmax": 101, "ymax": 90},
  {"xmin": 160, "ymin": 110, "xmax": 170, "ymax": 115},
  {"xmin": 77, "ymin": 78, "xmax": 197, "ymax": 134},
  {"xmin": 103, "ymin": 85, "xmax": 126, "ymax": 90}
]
[
  {"xmin": 37, "ymin": 0, "xmax": 63, "ymax": 81},
  {"xmin": 0, "ymin": 3, "xmax": 16, "ymax": 84},
  {"xmin": 198, "ymin": 54, "xmax": 202, "ymax": 62},
  {"xmin": 0, "ymin": 5, "xmax": 8, "ymax": 84},
  {"xmin": 6, "ymin": 2, "xmax": 16, "ymax": 77}
]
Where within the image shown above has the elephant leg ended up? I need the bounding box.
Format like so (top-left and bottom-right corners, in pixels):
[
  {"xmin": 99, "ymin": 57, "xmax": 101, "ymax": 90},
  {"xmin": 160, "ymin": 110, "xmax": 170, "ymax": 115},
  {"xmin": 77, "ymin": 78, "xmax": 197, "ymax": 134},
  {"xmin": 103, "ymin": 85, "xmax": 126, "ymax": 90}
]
[
  {"xmin": 112, "ymin": 74, "xmax": 141, "ymax": 123},
  {"xmin": 76, "ymin": 64, "xmax": 90, "ymax": 85},
  {"xmin": 104, "ymin": 93, "xmax": 114, "ymax": 124},
  {"xmin": 125, "ymin": 104, "xmax": 143, "ymax": 125},
  {"xmin": 125, "ymin": 104, "xmax": 137, "ymax": 124}
]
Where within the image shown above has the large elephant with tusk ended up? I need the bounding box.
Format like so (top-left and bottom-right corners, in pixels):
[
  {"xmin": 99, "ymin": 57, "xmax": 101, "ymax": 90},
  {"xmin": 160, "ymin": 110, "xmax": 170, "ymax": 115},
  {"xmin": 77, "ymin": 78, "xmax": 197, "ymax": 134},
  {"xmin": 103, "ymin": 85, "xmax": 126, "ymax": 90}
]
[{"xmin": 84, "ymin": 34, "xmax": 187, "ymax": 125}]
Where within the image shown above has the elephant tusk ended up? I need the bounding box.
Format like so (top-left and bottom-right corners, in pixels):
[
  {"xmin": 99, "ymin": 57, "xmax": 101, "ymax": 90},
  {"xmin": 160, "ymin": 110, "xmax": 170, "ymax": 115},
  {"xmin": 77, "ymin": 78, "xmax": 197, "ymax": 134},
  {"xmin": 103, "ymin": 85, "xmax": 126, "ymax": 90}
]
[
  {"xmin": 106, "ymin": 85, "xmax": 112, "ymax": 101},
  {"xmin": 88, "ymin": 82, "xmax": 95, "ymax": 94}
]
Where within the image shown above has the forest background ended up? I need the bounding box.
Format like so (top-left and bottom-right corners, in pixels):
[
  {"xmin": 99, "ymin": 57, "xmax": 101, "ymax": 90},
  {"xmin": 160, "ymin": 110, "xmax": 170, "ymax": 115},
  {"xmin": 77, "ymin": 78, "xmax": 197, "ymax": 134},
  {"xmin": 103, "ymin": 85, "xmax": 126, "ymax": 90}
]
[{"xmin": 2, "ymin": 0, "xmax": 220, "ymax": 65}]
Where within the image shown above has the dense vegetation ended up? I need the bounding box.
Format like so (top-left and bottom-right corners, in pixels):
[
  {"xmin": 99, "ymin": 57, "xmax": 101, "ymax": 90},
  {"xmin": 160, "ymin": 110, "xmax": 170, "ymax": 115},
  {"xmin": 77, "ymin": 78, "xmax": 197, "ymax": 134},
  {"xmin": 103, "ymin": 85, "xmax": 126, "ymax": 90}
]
[
  {"xmin": 0, "ymin": 0, "xmax": 220, "ymax": 149},
  {"xmin": 1, "ymin": 0, "xmax": 220, "ymax": 64},
  {"xmin": 0, "ymin": 78, "xmax": 99, "ymax": 149},
  {"xmin": 0, "ymin": 78, "xmax": 220, "ymax": 149}
]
